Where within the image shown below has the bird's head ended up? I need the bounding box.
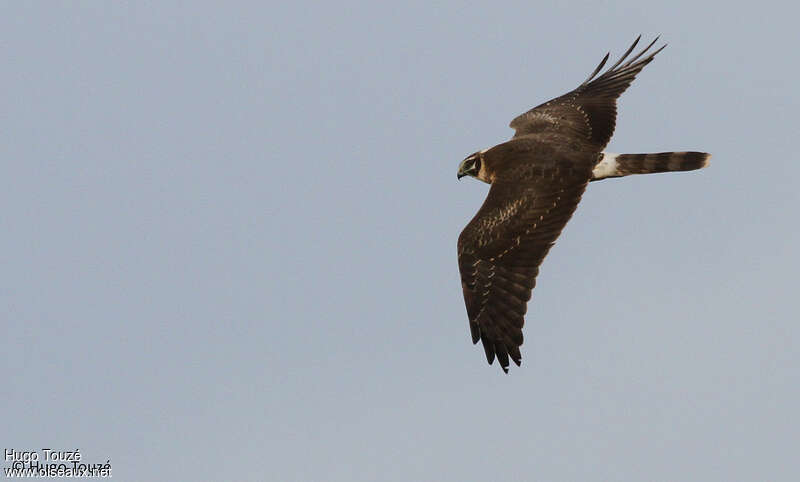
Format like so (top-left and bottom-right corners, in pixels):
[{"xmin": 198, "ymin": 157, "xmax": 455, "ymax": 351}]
[{"xmin": 457, "ymin": 150, "xmax": 487, "ymax": 182}]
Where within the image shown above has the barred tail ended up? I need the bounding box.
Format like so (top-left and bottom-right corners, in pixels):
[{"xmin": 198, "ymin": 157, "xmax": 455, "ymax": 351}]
[{"xmin": 591, "ymin": 151, "xmax": 711, "ymax": 181}]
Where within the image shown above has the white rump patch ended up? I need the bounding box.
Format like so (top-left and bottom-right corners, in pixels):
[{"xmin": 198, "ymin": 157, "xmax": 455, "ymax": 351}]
[{"xmin": 592, "ymin": 152, "xmax": 619, "ymax": 179}]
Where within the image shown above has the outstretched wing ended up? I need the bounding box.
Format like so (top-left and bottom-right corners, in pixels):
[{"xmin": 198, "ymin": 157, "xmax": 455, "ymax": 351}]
[
  {"xmin": 457, "ymin": 164, "xmax": 590, "ymax": 372},
  {"xmin": 509, "ymin": 36, "xmax": 665, "ymax": 149}
]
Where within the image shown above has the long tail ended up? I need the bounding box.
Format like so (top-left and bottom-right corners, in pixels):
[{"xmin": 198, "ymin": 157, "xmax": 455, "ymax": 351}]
[{"xmin": 591, "ymin": 151, "xmax": 711, "ymax": 181}]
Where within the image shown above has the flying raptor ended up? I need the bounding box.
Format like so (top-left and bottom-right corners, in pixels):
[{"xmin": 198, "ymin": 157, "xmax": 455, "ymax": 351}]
[{"xmin": 457, "ymin": 37, "xmax": 709, "ymax": 373}]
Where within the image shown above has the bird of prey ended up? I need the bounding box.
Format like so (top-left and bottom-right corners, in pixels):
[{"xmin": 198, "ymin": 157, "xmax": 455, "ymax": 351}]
[{"xmin": 457, "ymin": 37, "xmax": 710, "ymax": 373}]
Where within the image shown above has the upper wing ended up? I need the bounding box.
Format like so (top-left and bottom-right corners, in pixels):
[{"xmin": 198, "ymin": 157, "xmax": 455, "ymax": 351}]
[
  {"xmin": 457, "ymin": 165, "xmax": 590, "ymax": 372},
  {"xmin": 509, "ymin": 36, "xmax": 666, "ymax": 149}
]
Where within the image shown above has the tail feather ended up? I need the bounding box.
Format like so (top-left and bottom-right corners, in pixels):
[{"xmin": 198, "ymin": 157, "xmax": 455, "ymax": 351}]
[{"xmin": 591, "ymin": 151, "xmax": 710, "ymax": 181}]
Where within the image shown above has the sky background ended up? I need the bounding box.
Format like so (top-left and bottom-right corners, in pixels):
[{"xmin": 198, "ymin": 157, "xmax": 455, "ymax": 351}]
[{"xmin": 3, "ymin": 1, "xmax": 799, "ymax": 481}]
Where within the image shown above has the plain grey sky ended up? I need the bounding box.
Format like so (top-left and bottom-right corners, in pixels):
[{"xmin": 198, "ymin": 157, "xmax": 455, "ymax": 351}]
[{"xmin": 3, "ymin": 1, "xmax": 799, "ymax": 480}]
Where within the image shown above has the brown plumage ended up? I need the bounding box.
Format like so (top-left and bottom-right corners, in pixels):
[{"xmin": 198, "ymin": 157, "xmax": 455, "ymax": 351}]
[{"xmin": 457, "ymin": 37, "xmax": 710, "ymax": 373}]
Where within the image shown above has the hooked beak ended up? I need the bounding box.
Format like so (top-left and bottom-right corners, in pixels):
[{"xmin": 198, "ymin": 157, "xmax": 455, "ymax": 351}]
[{"xmin": 457, "ymin": 157, "xmax": 475, "ymax": 180}]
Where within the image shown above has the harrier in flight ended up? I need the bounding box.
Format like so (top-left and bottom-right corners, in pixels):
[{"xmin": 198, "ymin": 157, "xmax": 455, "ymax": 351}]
[{"xmin": 457, "ymin": 37, "xmax": 709, "ymax": 372}]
